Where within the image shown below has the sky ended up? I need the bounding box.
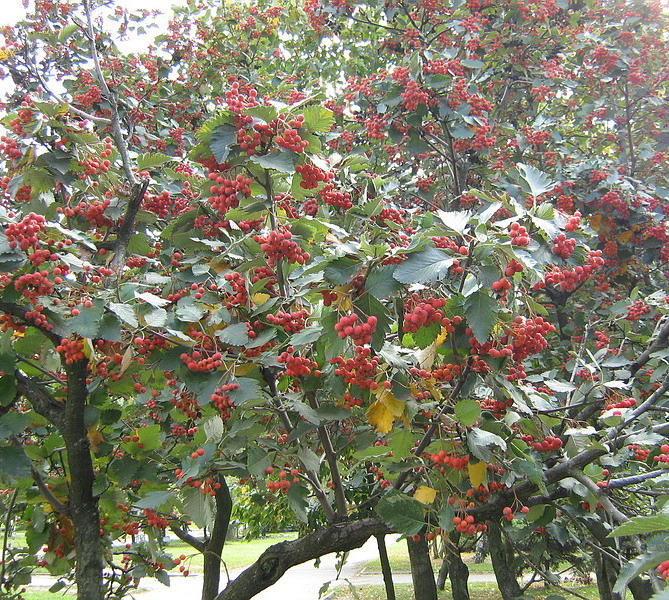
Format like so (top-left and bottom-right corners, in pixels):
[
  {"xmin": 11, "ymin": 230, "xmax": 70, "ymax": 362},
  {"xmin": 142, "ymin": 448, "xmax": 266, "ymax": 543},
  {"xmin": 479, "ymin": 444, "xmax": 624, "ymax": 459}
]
[{"xmin": 0, "ymin": 0, "xmax": 186, "ymax": 27}]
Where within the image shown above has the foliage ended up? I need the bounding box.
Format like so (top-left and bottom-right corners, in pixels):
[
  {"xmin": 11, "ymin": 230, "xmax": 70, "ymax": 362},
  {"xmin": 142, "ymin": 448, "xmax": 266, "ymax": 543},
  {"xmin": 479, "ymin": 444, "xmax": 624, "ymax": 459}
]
[{"xmin": 0, "ymin": 1, "xmax": 668, "ymax": 599}]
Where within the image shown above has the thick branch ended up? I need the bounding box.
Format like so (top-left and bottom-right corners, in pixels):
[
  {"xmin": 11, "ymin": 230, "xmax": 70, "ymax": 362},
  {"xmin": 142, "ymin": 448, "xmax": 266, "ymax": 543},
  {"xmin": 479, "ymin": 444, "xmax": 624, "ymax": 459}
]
[
  {"xmin": 169, "ymin": 522, "xmax": 205, "ymax": 554},
  {"xmin": 214, "ymin": 518, "xmax": 389, "ymax": 600},
  {"xmin": 14, "ymin": 370, "xmax": 65, "ymax": 430},
  {"xmin": 629, "ymin": 319, "xmax": 669, "ymax": 377},
  {"xmin": 82, "ymin": 0, "xmax": 135, "ymax": 184},
  {"xmin": 110, "ymin": 179, "xmax": 149, "ymax": 271}
]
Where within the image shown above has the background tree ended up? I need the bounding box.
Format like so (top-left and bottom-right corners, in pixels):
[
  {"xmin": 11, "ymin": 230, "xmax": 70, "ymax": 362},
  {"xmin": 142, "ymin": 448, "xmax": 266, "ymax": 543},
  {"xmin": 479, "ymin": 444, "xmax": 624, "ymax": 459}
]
[{"xmin": 0, "ymin": 2, "xmax": 668, "ymax": 600}]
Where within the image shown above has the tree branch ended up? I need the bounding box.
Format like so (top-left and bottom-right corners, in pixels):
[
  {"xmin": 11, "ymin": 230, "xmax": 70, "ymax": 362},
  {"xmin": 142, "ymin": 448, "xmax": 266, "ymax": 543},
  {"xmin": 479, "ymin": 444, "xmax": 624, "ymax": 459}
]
[{"xmin": 214, "ymin": 518, "xmax": 389, "ymax": 600}]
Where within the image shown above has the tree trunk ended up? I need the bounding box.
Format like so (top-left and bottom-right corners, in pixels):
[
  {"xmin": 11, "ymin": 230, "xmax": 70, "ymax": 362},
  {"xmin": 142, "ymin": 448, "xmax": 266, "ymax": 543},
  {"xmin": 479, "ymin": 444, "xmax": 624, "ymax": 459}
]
[
  {"xmin": 436, "ymin": 557, "xmax": 449, "ymax": 591},
  {"xmin": 593, "ymin": 549, "xmax": 615, "ymax": 600},
  {"xmin": 215, "ymin": 518, "xmax": 388, "ymax": 600},
  {"xmin": 64, "ymin": 363, "xmax": 104, "ymax": 600},
  {"xmin": 488, "ymin": 522, "xmax": 522, "ymax": 600},
  {"xmin": 447, "ymin": 532, "xmax": 470, "ymax": 600},
  {"xmin": 376, "ymin": 535, "xmax": 396, "ymax": 600},
  {"xmin": 202, "ymin": 475, "xmax": 233, "ymax": 600},
  {"xmin": 407, "ymin": 532, "xmax": 437, "ymax": 600}
]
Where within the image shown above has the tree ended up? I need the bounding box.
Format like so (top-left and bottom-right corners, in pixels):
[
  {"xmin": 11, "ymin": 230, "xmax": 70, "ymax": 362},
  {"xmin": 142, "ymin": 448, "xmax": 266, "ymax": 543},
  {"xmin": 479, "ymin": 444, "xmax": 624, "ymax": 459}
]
[{"xmin": 0, "ymin": 1, "xmax": 668, "ymax": 600}]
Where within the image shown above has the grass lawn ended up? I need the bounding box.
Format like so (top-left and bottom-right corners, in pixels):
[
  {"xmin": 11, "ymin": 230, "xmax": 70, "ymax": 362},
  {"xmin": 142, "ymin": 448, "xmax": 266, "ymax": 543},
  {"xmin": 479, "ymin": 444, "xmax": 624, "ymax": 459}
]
[
  {"xmin": 361, "ymin": 537, "xmax": 494, "ymax": 574},
  {"xmin": 328, "ymin": 582, "xmax": 600, "ymax": 600},
  {"xmin": 163, "ymin": 531, "xmax": 297, "ymax": 573},
  {"xmin": 20, "ymin": 591, "xmax": 74, "ymax": 600}
]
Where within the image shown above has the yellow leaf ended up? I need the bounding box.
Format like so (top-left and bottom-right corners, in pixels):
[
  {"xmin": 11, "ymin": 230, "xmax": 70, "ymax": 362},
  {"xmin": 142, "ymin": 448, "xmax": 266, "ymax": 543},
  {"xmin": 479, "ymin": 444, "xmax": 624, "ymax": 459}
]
[
  {"xmin": 210, "ymin": 258, "xmax": 232, "ymax": 274},
  {"xmin": 119, "ymin": 346, "xmax": 134, "ymax": 376},
  {"xmin": 414, "ymin": 485, "xmax": 437, "ymax": 505},
  {"xmin": 366, "ymin": 400, "xmax": 395, "ymax": 434},
  {"xmin": 424, "ymin": 378, "xmax": 443, "ymax": 402},
  {"xmin": 252, "ymin": 292, "xmax": 270, "ymax": 306},
  {"xmin": 375, "ymin": 387, "xmax": 406, "ymax": 417},
  {"xmin": 435, "ymin": 326, "xmax": 450, "ymax": 346},
  {"xmin": 234, "ymin": 362, "xmax": 258, "ymax": 376},
  {"xmin": 82, "ymin": 338, "xmax": 96, "ymax": 361},
  {"xmin": 616, "ymin": 230, "xmax": 633, "ymax": 243},
  {"xmin": 333, "ymin": 284, "xmax": 353, "ymax": 312},
  {"xmin": 87, "ymin": 426, "xmax": 104, "ymax": 453},
  {"xmin": 468, "ymin": 461, "xmax": 487, "ymax": 488}
]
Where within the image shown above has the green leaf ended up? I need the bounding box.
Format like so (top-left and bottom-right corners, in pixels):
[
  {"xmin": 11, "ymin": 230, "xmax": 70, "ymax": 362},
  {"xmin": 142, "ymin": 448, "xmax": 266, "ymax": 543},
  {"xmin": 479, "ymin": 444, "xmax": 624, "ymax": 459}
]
[
  {"xmin": 98, "ymin": 314, "xmax": 122, "ymax": 341},
  {"xmin": 517, "ymin": 163, "xmax": 554, "ymax": 197},
  {"xmin": 436, "ymin": 210, "xmax": 471, "ymax": 234},
  {"xmin": 297, "ymin": 446, "xmax": 321, "ymax": 475},
  {"xmin": 135, "ymin": 491, "xmax": 173, "ymax": 510},
  {"xmin": 182, "ymin": 487, "xmax": 215, "ymax": 529},
  {"xmin": 287, "ymin": 483, "xmax": 310, "ymax": 522},
  {"xmin": 176, "ymin": 300, "xmax": 206, "ymax": 323},
  {"xmin": 67, "ymin": 305, "xmax": 105, "ymax": 338},
  {"xmin": 108, "ymin": 302, "xmax": 138, "ymax": 328},
  {"xmin": 136, "ymin": 153, "xmax": 173, "ymax": 171},
  {"xmin": 137, "ymin": 424, "xmax": 161, "ymax": 451},
  {"xmin": 613, "ymin": 550, "xmax": 669, "ymax": 594},
  {"xmin": 365, "ymin": 265, "xmax": 402, "ymax": 299},
  {"xmin": 454, "ymin": 399, "xmax": 482, "ymax": 427},
  {"xmin": 610, "ymin": 515, "xmax": 669, "ymax": 537},
  {"xmin": 302, "ymin": 106, "xmax": 335, "ymax": 132},
  {"xmin": 210, "ymin": 125, "xmax": 237, "ymax": 163},
  {"xmin": 463, "ymin": 291, "xmax": 498, "ymax": 344},
  {"xmin": 135, "ymin": 292, "xmax": 171, "ymax": 307},
  {"xmin": 0, "ymin": 446, "xmax": 31, "ymax": 479},
  {"xmin": 393, "ymin": 247, "xmax": 454, "ymax": 285},
  {"xmin": 324, "ymin": 257, "xmax": 360, "ymax": 284},
  {"xmin": 467, "ymin": 429, "xmax": 507, "ymax": 462},
  {"xmin": 376, "ymin": 492, "xmax": 425, "ymax": 536},
  {"xmin": 290, "ymin": 325, "xmax": 323, "ymax": 347},
  {"xmin": 144, "ymin": 307, "xmax": 168, "ymax": 328},
  {"xmin": 249, "ymin": 150, "xmax": 298, "ymax": 174},
  {"xmin": 217, "ymin": 322, "xmax": 250, "ymax": 346},
  {"xmin": 438, "ymin": 503, "xmax": 456, "ymax": 533}
]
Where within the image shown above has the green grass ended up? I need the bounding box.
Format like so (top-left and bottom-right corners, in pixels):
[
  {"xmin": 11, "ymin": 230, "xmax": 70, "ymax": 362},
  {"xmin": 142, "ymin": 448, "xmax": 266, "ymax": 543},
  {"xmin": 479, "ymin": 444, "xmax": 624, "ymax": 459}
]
[
  {"xmin": 163, "ymin": 532, "xmax": 297, "ymax": 572},
  {"xmin": 19, "ymin": 591, "xmax": 74, "ymax": 600},
  {"xmin": 328, "ymin": 582, "xmax": 600, "ymax": 600},
  {"xmin": 361, "ymin": 538, "xmax": 494, "ymax": 575}
]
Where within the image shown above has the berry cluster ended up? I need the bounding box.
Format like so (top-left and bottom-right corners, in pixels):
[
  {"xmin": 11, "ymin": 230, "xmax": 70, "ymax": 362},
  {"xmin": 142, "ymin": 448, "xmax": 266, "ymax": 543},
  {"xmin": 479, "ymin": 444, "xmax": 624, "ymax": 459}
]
[
  {"xmin": 341, "ymin": 393, "xmax": 364, "ymax": 409},
  {"xmin": 208, "ymin": 173, "xmax": 252, "ymax": 215},
  {"xmin": 653, "ymin": 444, "xmax": 669, "ymax": 464},
  {"xmin": 5, "ymin": 212, "xmax": 46, "ymax": 251},
  {"xmin": 265, "ymin": 467, "xmax": 300, "ymax": 493},
  {"xmin": 0, "ymin": 135, "xmax": 22, "ymax": 161},
  {"xmin": 452, "ymin": 515, "xmax": 487, "ymax": 535},
  {"xmin": 401, "ymin": 79, "xmax": 430, "ymax": 110},
  {"xmin": 402, "ymin": 296, "xmax": 446, "ymax": 333},
  {"xmin": 504, "ymin": 259, "xmax": 524, "ymax": 277},
  {"xmin": 657, "ymin": 560, "xmax": 669, "ymax": 580},
  {"xmin": 276, "ymin": 116, "xmax": 308, "ymax": 152},
  {"xmin": 223, "ymin": 272, "xmax": 248, "ymax": 306},
  {"xmin": 564, "ymin": 211, "xmax": 582, "ymax": 231},
  {"xmin": 267, "ymin": 308, "xmax": 309, "ymax": 333},
  {"xmin": 628, "ymin": 444, "xmax": 650, "ymax": 461},
  {"xmin": 295, "ymin": 163, "xmax": 330, "ymax": 189},
  {"xmin": 210, "ymin": 382, "xmax": 240, "ymax": 419},
  {"xmin": 319, "ymin": 183, "xmax": 353, "ymax": 210},
  {"xmin": 625, "ymin": 300, "xmax": 650, "ymax": 321},
  {"xmin": 491, "ymin": 277, "xmax": 511, "ymax": 295},
  {"xmin": 505, "ymin": 316, "xmax": 555, "ymax": 361},
  {"xmin": 179, "ymin": 350, "xmax": 223, "ymax": 373},
  {"xmin": 479, "ymin": 396, "xmax": 514, "ymax": 418},
  {"xmin": 330, "ymin": 346, "xmax": 379, "ymax": 389},
  {"xmin": 428, "ymin": 450, "xmax": 470, "ymax": 471},
  {"xmin": 522, "ymin": 435, "xmax": 563, "ymax": 451},
  {"xmin": 14, "ymin": 272, "xmax": 54, "ymax": 302},
  {"xmin": 143, "ymin": 509, "xmax": 170, "ymax": 530},
  {"xmin": 541, "ymin": 250, "xmax": 605, "ymax": 291},
  {"xmin": 254, "ymin": 228, "xmax": 310, "ymax": 267},
  {"xmin": 335, "ymin": 313, "xmax": 378, "ymax": 345},
  {"xmin": 551, "ymin": 233, "xmax": 576, "ymax": 259},
  {"xmin": 278, "ymin": 348, "xmax": 319, "ymax": 377},
  {"xmin": 598, "ymin": 190, "xmax": 629, "ymax": 218},
  {"xmin": 605, "ymin": 396, "xmax": 636, "ymax": 411},
  {"xmin": 509, "ymin": 222, "xmax": 530, "ymax": 246},
  {"xmin": 56, "ymin": 338, "xmax": 86, "ymax": 365}
]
